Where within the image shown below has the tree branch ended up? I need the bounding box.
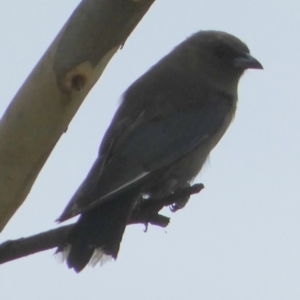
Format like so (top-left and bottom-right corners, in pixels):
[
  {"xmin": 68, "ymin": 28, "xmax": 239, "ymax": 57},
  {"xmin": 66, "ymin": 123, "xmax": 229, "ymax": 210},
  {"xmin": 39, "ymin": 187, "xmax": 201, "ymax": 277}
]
[
  {"xmin": 0, "ymin": 184, "xmax": 204, "ymax": 264},
  {"xmin": 0, "ymin": 0, "xmax": 155, "ymax": 232}
]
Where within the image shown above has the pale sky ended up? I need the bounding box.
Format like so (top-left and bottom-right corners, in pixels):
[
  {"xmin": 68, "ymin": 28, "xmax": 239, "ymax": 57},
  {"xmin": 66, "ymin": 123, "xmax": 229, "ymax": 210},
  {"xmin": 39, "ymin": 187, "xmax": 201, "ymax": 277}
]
[{"xmin": 1, "ymin": 1, "xmax": 300, "ymax": 299}]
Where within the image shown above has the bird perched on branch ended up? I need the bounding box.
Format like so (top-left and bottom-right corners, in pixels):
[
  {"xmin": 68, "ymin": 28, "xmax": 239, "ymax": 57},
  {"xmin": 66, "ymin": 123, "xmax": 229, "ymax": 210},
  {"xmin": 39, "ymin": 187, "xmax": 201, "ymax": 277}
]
[{"xmin": 56, "ymin": 30, "xmax": 263, "ymax": 272}]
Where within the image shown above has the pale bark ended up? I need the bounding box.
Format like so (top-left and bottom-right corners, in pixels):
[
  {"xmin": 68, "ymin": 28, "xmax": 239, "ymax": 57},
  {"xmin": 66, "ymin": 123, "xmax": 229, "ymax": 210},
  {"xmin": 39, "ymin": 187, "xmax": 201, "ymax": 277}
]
[{"xmin": 0, "ymin": 0, "xmax": 155, "ymax": 231}]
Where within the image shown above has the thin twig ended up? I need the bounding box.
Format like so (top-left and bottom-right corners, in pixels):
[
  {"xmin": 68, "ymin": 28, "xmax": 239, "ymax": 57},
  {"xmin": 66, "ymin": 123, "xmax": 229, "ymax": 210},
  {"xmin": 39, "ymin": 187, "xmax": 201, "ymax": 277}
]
[{"xmin": 0, "ymin": 184, "xmax": 204, "ymax": 265}]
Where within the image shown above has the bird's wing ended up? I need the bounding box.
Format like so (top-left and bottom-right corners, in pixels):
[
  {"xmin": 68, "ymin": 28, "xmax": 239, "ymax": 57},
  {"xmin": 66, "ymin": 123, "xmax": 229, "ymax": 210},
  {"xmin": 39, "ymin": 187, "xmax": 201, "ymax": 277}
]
[
  {"xmin": 58, "ymin": 99, "xmax": 229, "ymax": 222},
  {"xmin": 115, "ymin": 106, "xmax": 225, "ymax": 170}
]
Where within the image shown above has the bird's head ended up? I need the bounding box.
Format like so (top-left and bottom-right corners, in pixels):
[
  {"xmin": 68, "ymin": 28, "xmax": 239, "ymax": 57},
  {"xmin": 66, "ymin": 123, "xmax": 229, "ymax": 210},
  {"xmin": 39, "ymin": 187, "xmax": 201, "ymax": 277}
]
[{"xmin": 177, "ymin": 30, "xmax": 263, "ymax": 92}]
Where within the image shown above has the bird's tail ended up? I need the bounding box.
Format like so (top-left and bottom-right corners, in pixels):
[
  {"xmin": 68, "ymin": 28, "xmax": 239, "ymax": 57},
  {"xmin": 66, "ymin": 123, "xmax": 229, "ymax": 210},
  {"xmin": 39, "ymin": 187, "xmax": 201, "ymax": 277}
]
[{"xmin": 56, "ymin": 191, "xmax": 137, "ymax": 273}]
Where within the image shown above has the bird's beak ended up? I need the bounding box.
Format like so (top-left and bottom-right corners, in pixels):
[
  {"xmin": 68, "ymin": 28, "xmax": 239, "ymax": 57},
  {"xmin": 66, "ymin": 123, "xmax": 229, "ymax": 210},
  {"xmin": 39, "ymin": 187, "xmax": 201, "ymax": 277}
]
[{"xmin": 233, "ymin": 53, "xmax": 263, "ymax": 70}]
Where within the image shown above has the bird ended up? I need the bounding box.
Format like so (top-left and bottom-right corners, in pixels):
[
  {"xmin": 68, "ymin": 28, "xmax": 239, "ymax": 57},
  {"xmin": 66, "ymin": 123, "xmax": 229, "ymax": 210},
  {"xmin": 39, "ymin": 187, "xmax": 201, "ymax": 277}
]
[{"xmin": 55, "ymin": 30, "xmax": 263, "ymax": 272}]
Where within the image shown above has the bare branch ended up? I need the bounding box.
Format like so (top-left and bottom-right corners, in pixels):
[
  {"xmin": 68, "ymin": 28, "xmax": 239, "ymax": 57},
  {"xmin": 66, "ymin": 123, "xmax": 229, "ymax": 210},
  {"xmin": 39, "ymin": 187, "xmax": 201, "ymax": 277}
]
[
  {"xmin": 0, "ymin": 184, "xmax": 204, "ymax": 264},
  {"xmin": 0, "ymin": 0, "xmax": 155, "ymax": 232}
]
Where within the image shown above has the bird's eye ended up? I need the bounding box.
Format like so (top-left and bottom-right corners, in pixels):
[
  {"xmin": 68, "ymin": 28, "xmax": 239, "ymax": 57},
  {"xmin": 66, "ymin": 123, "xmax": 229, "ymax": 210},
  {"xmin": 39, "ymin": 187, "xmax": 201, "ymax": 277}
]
[
  {"xmin": 214, "ymin": 46, "xmax": 227, "ymax": 58},
  {"xmin": 214, "ymin": 45, "xmax": 232, "ymax": 60}
]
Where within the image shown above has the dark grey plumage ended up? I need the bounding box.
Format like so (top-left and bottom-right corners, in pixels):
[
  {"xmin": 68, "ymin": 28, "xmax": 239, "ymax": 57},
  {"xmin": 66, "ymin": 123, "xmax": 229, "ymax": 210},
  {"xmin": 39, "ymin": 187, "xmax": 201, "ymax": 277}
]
[{"xmin": 56, "ymin": 30, "xmax": 263, "ymax": 272}]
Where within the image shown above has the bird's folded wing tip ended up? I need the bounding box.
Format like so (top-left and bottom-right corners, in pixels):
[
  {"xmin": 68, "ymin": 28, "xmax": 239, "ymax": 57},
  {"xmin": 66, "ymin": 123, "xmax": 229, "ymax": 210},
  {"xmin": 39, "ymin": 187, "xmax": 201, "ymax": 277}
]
[{"xmin": 55, "ymin": 208, "xmax": 78, "ymax": 223}]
